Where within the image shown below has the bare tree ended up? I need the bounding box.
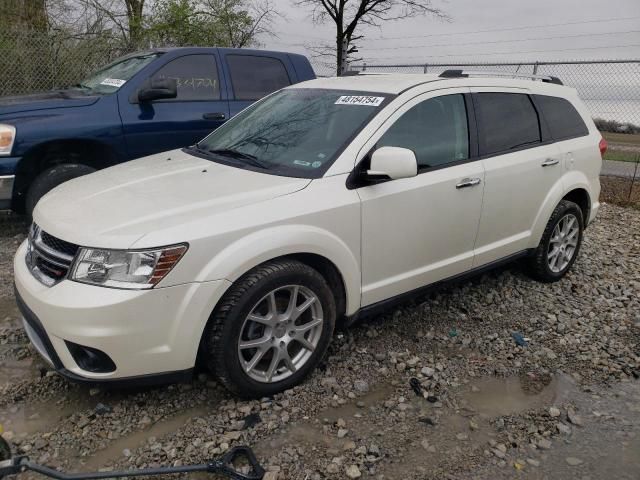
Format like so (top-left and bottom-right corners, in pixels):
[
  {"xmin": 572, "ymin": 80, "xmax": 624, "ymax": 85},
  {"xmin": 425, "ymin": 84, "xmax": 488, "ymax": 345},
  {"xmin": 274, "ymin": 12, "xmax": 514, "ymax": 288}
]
[{"xmin": 297, "ymin": 0, "xmax": 448, "ymax": 75}]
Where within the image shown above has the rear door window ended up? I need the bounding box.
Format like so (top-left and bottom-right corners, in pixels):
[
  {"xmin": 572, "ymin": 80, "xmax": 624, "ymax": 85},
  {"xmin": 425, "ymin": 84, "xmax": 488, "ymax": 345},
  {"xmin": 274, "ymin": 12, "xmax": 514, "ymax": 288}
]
[
  {"xmin": 475, "ymin": 93, "xmax": 541, "ymax": 155},
  {"xmin": 151, "ymin": 54, "xmax": 220, "ymax": 101},
  {"xmin": 534, "ymin": 95, "xmax": 589, "ymax": 140},
  {"xmin": 227, "ymin": 55, "xmax": 291, "ymax": 101}
]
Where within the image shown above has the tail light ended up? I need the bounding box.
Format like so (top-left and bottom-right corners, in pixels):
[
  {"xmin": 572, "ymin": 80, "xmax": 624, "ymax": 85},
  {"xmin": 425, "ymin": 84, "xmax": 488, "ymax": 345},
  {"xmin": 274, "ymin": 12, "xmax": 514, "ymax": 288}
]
[{"xmin": 599, "ymin": 137, "xmax": 608, "ymax": 158}]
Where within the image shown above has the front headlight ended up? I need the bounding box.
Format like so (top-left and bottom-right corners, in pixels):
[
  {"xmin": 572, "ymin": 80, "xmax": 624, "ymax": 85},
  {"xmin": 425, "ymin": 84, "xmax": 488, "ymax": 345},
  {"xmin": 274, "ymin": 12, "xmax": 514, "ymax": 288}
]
[
  {"xmin": 0, "ymin": 124, "xmax": 16, "ymax": 156},
  {"xmin": 70, "ymin": 244, "xmax": 188, "ymax": 289}
]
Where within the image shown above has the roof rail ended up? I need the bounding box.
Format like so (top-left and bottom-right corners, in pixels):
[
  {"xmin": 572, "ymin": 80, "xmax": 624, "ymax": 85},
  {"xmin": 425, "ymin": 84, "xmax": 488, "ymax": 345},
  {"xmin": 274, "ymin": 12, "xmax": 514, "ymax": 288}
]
[{"xmin": 439, "ymin": 69, "xmax": 563, "ymax": 85}]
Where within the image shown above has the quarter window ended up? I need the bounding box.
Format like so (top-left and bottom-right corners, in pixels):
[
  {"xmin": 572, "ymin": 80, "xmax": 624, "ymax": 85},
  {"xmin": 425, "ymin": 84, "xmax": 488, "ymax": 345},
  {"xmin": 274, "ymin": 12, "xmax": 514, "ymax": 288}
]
[
  {"xmin": 475, "ymin": 93, "xmax": 541, "ymax": 155},
  {"xmin": 151, "ymin": 55, "xmax": 220, "ymax": 101},
  {"xmin": 227, "ymin": 55, "xmax": 291, "ymax": 101},
  {"xmin": 535, "ymin": 95, "xmax": 589, "ymax": 140},
  {"xmin": 377, "ymin": 94, "xmax": 469, "ymax": 169}
]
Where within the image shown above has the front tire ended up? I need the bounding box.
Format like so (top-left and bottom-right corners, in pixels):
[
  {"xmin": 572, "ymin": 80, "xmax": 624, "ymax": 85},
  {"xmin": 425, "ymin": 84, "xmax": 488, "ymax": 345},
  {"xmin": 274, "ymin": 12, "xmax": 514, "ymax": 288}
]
[
  {"xmin": 26, "ymin": 163, "xmax": 96, "ymax": 217},
  {"xmin": 526, "ymin": 199, "xmax": 584, "ymax": 282},
  {"xmin": 204, "ymin": 259, "xmax": 336, "ymax": 398}
]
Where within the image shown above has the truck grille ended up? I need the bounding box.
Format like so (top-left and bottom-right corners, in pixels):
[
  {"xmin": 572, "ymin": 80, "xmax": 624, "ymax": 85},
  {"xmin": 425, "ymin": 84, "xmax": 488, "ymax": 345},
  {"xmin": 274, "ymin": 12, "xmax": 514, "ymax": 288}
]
[{"xmin": 26, "ymin": 224, "xmax": 80, "ymax": 286}]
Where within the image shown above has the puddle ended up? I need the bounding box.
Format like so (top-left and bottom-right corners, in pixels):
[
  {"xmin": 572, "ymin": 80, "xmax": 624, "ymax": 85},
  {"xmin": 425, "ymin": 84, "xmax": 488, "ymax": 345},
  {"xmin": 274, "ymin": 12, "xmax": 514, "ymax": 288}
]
[
  {"xmin": 0, "ymin": 395, "xmax": 92, "ymax": 436},
  {"xmin": 80, "ymin": 404, "xmax": 211, "ymax": 470},
  {"xmin": 459, "ymin": 373, "xmax": 575, "ymax": 417},
  {"xmin": 0, "ymin": 356, "xmax": 44, "ymax": 387}
]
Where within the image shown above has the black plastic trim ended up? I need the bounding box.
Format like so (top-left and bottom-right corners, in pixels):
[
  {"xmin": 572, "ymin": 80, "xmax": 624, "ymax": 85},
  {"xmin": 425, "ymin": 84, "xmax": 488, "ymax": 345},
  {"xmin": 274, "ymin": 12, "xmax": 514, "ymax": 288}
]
[
  {"xmin": 15, "ymin": 286, "xmax": 65, "ymax": 370},
  {"xmin": 58, "ymin": 367, "xmax": 194, "ymax": 388},
  {"xmin": 344, "ymin": 249, "xmax": 531, "ymax": 326}
]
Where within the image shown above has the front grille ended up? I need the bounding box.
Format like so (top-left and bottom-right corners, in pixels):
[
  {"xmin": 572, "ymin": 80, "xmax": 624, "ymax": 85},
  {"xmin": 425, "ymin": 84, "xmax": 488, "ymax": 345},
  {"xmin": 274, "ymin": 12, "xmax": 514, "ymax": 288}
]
[{"xmin": 26, "ymin": 224, "xmax": 79, "ymax": 286}]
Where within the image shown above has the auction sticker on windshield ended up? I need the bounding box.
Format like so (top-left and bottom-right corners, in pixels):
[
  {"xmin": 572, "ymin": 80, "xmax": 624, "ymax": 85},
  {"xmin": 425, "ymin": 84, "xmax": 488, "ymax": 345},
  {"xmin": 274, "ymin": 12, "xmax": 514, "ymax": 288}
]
[
  {"xmin": 100, "ymin": 78, "xmax": 126, "ymax": 87},
  {"xmin": 335, "ymin": 95, "xmax": 385, "ymax": 106}
]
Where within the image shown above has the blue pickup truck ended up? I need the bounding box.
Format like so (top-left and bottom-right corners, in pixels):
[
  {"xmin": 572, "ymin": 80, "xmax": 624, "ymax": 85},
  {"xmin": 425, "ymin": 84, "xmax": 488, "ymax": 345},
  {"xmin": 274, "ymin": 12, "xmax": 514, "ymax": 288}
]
[{"xmin": 0, "ymin": 47, "xmax": 316, "ymax": 214}]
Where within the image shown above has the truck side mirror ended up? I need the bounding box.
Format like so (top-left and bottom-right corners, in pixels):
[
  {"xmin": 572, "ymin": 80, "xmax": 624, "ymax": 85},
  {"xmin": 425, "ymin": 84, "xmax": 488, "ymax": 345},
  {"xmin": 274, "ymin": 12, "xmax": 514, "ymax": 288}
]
[{"xmin": 137, "ymin": 78, "xmax": 177, "ymax": 103}]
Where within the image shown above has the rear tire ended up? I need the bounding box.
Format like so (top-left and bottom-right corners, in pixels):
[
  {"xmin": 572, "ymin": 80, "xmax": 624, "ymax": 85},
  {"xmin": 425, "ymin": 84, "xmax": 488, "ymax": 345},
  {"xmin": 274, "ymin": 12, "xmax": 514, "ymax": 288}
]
[
  {"xmin": 25, "ymin": 163, "xmax": 96, "ymax": 217},
  {"xmin": 204, "ymin": 259, "xmax": 336, "ymax": 398},
  {"xmin": 526, "ymin": 199, "xmax": 584, "ymax": 282}
]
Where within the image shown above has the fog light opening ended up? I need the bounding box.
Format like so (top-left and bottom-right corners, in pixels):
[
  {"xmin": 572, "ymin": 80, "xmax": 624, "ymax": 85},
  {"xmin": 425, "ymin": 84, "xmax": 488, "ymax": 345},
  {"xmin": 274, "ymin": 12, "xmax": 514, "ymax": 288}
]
[{"xmin": 65, "ymin": 341, "xmax": 116, "ymax": 373}]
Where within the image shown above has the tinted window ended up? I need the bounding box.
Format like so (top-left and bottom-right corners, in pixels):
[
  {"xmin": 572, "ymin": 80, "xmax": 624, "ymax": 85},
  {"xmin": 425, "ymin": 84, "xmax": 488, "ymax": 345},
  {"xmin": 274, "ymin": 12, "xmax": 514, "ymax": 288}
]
[
  {"xmin": 378, "ymin": 94, "xmax": 469, "ymax": 168},
  {"xmin": 151, "ymin": 55, "xmax": 220, "ymax": 101},
  {"xmin": 475, "ymin": 93, "xmax": 541, "ymax": 155},
  {"xmin": 227, "ymin": 55, "xmax": 291, "ymax": 101},
  {"xmin": 535, "ymin": 95, "xmax": 589, "ymax": 140}
]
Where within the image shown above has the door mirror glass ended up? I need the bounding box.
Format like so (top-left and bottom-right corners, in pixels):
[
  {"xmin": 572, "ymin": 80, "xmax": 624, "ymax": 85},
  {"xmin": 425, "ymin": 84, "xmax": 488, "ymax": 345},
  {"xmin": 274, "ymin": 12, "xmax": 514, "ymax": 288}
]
[
  {"xmin": 368, "ymin": 146, "xmax": 418, "ymax": 180},
  {"xmin": 137, "ymin": 78, "xmax": 178, "ymax": 102}
]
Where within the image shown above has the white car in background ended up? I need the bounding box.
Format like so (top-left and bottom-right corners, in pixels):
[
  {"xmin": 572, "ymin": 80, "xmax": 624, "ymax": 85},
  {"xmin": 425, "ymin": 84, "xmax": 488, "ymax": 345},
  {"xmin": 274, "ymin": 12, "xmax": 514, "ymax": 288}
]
[{"xmin": 14, "ymin": 71, "xmax": 604, "ymax": 397}]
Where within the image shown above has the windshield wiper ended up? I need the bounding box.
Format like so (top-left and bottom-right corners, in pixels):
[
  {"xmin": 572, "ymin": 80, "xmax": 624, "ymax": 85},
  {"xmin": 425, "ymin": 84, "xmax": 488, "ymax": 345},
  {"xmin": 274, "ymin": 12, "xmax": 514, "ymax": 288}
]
[{"xmin": 206, "ymin": 148, "xmax": 271, "ymax": 170}]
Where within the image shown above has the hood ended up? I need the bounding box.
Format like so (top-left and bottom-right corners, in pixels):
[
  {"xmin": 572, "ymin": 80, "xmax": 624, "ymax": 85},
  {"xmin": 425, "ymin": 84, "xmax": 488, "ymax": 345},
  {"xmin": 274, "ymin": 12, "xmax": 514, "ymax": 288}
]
[
  {"xmin": 34, "ymin": 149, "xmax": 311, "ymax": 248},
  {"xmin": 0, "ymin": 91, "xmax": 99, "ymax": 116}
]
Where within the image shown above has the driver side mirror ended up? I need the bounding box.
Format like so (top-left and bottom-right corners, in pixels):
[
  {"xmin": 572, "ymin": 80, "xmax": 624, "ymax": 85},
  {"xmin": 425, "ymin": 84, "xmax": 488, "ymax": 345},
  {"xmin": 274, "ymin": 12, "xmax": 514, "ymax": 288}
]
[
  {"xmin": 137, "ymin": 78, "xmax": 177, "ymax": 103},
  {"xmin": 367, "ymin": 146, "xmax": 418, "ymax": 180}
]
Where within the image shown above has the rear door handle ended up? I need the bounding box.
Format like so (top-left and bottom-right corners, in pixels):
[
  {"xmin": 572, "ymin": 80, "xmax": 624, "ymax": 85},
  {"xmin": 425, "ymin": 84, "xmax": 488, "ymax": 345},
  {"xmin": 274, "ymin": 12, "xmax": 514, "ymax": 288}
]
[
  {"xmin": 541, "ymin": 158, "xmax": 560, "ymax": 167},
  {"xmin": 456, "ymin": 178, "xmax": 482, "ymax": 189},
  {"xmin": 203, "ymin": 112, "xmax": 226, "ymax": 120}
]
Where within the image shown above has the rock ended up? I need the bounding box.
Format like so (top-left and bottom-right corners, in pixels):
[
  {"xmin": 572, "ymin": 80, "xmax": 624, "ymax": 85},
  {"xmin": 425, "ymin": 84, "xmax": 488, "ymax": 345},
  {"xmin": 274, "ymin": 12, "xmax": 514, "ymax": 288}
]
[
  {"xmin": 353, "ymin": 380, "xmax": 369, "ymax": 393},
  {"xmin": 527, "ymin": 458, "xmax": 540, "ymax": 467},
  {"xmin": 549, "ymin": 407, "xmax": 561, "ymax": 417},
  {"xmin": 263, "ymin": 472, "xmax": 279, "ymax": 480},
  {"xmin": 343, "ymin": 440, "xmax": 356, "ymax": 451},
  {"xmin": 456, "ymin": 433, "xmax": 469, "ymax": 441},
  {"xmin": 421, "ymin": 439, "xmax": 430, "ymax": 450},
  {"xmin": 336, "ymin": 418, "xmax": 346, "ymax": 428},
  {"xmin": 493, "ymin": 449, "xmax": 506, "ymax": 459},
  {"xmin": 557, "ymin": 423, "xmax": 572, "ymax": 435},
  {"xmin": 421, "ymin": 366, "xmax": 435, "ymax": 377},
  {"xmin": 326, "ymin": 463, "xmax": 339, "ymax": 474},
  {"xmin": 337, "ymin": 429, "xmax": 349, "ymax": 438},
  {"xmin": 565, "ymin": 457, "xmax": 583, "ymax": 466},
  {"xmin": 406, "ymin": 357, "xmax": 420, "ymax": 367},
  {"xmin": 567, "ymin": 409, "xmax": 584, "ymax": 426},
  {"xmin": 94, "ymin": 403, "xmax": 112, "ymax": 415},
  {"xmin": 537, "ymin": 439, "xmax": 552, "ymax": 450},
  {"xmin": 345, "ymin": 465, "xmax": 361, "ymax": 478}
]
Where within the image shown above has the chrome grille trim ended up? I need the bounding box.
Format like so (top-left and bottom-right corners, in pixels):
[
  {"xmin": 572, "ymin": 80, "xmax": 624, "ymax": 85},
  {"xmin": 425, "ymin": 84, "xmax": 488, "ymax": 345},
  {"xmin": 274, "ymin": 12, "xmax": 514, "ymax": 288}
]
[{"xmin": 26, "ymin": 224, "xmax": 80, "ymax": 286}]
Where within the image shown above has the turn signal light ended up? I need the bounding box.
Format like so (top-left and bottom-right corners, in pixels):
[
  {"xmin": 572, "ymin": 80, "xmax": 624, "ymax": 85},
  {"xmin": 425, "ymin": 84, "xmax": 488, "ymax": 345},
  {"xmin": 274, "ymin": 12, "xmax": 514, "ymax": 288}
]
[{"xmin": 599, "ymin": 137, "xmax": 608, "ymax": 158}]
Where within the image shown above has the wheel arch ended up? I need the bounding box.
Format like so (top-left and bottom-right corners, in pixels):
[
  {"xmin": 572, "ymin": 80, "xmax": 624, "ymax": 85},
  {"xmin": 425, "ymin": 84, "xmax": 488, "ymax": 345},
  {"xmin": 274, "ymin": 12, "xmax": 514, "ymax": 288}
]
[
  {"xmin": 195, "ymin": 225, "xmax": 361, "ymax": 317},
  {"xmin": 12, "ymin": 138, "xmax": 119, "ymax": 212}
]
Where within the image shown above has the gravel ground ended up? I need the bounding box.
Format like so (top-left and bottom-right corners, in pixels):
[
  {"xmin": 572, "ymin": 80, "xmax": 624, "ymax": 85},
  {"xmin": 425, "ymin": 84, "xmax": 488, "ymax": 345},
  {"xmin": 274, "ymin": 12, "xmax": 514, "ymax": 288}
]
[{"xmin": 0, "ymin": 203, "xmax": 639, "ymax": 480}]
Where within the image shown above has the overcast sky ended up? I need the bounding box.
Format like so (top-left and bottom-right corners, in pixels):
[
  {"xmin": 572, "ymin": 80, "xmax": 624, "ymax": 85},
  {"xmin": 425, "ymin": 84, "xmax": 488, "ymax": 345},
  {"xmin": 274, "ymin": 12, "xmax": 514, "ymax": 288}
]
[{"xmin": 260, "ymin": 0, "xmax": 640, "ymax": 70}]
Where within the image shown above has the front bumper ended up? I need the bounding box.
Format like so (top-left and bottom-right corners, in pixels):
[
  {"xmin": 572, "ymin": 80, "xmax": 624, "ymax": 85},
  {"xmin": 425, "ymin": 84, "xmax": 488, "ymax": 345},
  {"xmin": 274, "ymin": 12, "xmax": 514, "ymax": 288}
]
[
  {"xmin": 0, "ymin": 174, "xmax": 15, "ymax": 209},
  {"xmin": 14, "ymin": 240, "xmax": 231, "ymax": 382}
]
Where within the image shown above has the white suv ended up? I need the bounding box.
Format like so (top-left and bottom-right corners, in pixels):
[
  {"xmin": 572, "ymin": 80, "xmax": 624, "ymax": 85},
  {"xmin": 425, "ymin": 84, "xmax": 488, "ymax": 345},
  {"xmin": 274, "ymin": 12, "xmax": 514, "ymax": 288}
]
[{"xmin": 14, "ymin": 71, "xmax": 604, "ymax": 397}]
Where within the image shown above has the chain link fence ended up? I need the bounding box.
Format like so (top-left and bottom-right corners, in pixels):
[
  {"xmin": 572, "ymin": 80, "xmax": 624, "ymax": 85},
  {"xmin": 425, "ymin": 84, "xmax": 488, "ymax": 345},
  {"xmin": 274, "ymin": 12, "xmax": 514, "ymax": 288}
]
[{"xmin": 0, "ymin": 31, "xmax": 638, "ymax": 205}]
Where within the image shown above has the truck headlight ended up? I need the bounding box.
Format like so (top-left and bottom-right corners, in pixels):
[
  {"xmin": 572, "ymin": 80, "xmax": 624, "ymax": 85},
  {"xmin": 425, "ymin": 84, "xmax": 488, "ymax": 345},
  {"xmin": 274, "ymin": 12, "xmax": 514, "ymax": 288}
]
[
  {"xmin": 70, "ymin": 244, "xmax": 187, "ymax": 289},
  {"xmin": 0, "ymin": 124, "xmax": 16, "ymax": 155}
]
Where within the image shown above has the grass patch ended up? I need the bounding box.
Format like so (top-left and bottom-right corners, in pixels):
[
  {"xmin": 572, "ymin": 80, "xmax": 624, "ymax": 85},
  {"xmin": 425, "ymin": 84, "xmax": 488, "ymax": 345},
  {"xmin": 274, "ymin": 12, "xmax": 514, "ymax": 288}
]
[
  {"xmin": 602, "ymin": 131, "xmax": 640, "ymax": 147},
  {"xmin": 604, "ymin": 150, "xmax": 640, "ymax": 163}
]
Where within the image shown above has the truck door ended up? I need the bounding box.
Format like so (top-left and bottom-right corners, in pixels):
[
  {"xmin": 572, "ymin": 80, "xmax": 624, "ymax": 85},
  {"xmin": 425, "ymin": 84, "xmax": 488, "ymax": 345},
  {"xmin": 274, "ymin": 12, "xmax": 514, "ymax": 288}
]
[{"xmin": 119, "ymin": 53, "xmax": 230, "ymax": 159}]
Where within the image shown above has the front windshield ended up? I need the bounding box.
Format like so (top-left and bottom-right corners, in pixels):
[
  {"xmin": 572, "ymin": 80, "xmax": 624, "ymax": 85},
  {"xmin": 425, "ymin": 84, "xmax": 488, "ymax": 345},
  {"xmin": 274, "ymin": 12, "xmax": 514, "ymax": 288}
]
[
  {"xmin": 76, "ymin": 52, "xmax": 162, "ymax": 95},
  {"xmin": 195, "ymin": 88, "xmax": 391, "ymax": 178}
]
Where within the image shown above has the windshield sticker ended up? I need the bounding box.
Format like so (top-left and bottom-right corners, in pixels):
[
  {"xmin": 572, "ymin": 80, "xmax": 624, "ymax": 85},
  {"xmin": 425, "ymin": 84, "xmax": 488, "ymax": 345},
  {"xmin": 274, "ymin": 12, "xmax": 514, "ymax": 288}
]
[
  {"xmin": 100, "ymin": 78, "xmax": 126, "ymax": 87},
  {"xmin": 293, "ymin": 160, "xmax": 311, "ymax": 167},
  {"xmin": 335, "ymin": 95, "xmax": 385, "ymax": 106},
  {"xmin": 311, "ymin": 161, "xmax": 322, "ymax": 168}
]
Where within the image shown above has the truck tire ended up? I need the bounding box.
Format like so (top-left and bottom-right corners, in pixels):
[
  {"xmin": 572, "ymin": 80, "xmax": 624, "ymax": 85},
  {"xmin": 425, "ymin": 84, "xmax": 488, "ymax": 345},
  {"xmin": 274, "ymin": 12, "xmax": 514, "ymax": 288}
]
[
  {"xmin": 26, "ymin": 164, "xmax": 96, "ymax": 217},
  {"xmin": 204, "ymin": 259, "xmax": 336, "ymax": 398},
  {"xmin": 526, "ymin": 199, "xmax": 584, "ymax": 283}
]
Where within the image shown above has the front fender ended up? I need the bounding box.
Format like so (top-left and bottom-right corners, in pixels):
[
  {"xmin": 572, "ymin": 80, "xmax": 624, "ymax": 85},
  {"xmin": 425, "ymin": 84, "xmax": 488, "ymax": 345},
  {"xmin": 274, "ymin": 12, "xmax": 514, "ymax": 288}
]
[{"xmin": 196, "ymin": 225, "xmax": 362, "ymax": 315}]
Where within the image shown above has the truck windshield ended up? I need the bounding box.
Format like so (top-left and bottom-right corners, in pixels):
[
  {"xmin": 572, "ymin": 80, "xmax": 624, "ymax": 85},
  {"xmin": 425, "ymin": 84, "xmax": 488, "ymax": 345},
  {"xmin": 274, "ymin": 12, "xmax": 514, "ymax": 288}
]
[
  {"xmin": 194, "ymin": 88, "xmax": 390, "ymax": 178},
  {"xmin": 75, "ymin": 53, "xmax": 162, "ymax": 95}
]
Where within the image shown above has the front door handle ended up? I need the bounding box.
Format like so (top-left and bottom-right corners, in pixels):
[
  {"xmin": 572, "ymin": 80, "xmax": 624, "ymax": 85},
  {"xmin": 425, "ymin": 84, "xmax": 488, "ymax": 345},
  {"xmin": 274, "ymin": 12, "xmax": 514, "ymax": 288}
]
[
  {"xmin": 541, "ymin": 158, "xmax": 560, "ymax": 167},
  {"xmin": 456, "ymin": 178, "xmax": 482, "ymax": 189},
  {"xmin": 203, "ymin": 112, "xmax": 226, "ymax": 120}
]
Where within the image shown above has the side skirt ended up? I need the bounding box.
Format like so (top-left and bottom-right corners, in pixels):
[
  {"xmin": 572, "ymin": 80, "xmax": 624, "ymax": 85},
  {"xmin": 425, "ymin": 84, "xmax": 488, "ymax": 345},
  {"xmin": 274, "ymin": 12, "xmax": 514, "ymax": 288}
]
[{"xmin": 344, "ymin": 249, "xmax": 532, "ymax": 327}]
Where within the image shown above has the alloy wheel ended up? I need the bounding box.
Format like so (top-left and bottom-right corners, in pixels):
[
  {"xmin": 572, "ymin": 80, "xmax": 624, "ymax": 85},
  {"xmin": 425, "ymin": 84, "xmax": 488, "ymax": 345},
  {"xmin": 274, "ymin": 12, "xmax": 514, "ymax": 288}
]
[
  {"xmin": 237, "ymin": 285, "xmax": 323, "ymax": 383},
  {"xmin": 547, "ymin": 213, "xmax": 580, "ymax": 273}
]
